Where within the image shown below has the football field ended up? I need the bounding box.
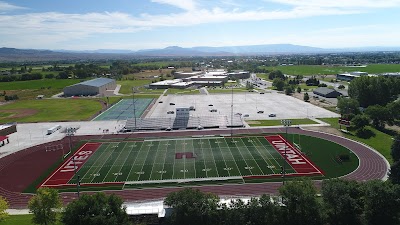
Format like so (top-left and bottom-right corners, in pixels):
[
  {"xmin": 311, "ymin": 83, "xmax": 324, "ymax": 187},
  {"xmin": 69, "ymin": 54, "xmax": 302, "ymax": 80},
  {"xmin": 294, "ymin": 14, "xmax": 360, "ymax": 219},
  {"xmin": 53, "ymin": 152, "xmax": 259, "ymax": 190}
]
[{"xmin": 41, "ymin": 135, "xmax": 323, "ymax": 188}]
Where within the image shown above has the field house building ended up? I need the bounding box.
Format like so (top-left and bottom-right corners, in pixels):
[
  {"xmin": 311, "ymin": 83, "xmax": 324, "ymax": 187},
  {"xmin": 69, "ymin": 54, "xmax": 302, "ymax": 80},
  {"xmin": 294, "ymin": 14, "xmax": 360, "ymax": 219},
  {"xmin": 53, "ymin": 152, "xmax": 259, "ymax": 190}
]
[{"xmin": 63, "ymin": 78, "xmax": 116, "ymax": 97}]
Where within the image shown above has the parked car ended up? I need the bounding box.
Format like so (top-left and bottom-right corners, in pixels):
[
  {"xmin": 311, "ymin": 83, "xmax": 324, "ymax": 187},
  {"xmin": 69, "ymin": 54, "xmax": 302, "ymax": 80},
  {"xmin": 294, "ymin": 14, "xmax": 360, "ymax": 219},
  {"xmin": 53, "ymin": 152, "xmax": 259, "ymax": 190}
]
[
  {"xmin": 209, "ymin": 109, "xmax": 217, "ymax": 112},
  {"xmin": 159, "ymin": 101, "xmax": 163, "ymax": 103},
  {"xmin": 244, "ymin": 114, "xmax": 249, "ymax": 117},
  {"xmin": 167, "ymin": 111, "xmax": 174, "ymax": 114},
  {"xmin": 169, "ymin": 102, "xmax": 175, "ymax": 105},
  {"xmin": 257, "ymin": 110, "xmax": 264, "ymax": 114},
  {"xmin": 268, "ymin": 113, "xmax": 276, "ymax": 117},
  {"xmin": 208, "ymin": 104, "xmax": 213, "ymax": 106}
]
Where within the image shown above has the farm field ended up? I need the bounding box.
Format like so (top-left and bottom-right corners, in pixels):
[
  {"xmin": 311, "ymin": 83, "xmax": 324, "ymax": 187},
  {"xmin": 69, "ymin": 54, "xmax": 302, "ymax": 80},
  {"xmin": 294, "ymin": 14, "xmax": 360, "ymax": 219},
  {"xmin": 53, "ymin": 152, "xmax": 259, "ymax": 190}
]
[
  {"xmin": 39, "ymin": 135, "xmax": 358, "ymax": 191},
  {"xmin": 260, "ymin": 64, "xmax": 400, "ymax": 76},
  {"xmin": 0, "ymin": 79, "xmax": 80, "ymax": 90},
  {"xmin": 0, "ymin": 99, "xmax": 102, "ymax": 123},
  {"xmin": 0, "ymin": 79, "xmax": 83, "ymax": 100}
]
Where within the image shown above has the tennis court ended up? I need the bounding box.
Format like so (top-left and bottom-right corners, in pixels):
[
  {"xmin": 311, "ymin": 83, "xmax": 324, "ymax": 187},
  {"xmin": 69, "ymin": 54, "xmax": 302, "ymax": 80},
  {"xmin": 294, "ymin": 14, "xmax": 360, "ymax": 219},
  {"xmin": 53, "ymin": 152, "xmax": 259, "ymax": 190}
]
[{"xmin": 93, "ymin": 98, "xmax": 153, "ymax": 121}]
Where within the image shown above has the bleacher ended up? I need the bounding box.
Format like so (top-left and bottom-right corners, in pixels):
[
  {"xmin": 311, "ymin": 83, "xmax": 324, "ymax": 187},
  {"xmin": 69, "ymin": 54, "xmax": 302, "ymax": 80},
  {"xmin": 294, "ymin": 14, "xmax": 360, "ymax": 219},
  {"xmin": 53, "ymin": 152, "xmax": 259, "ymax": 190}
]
[{"xmin": 125, "ymin": 115, "xmax": 244, "ymax": 131}]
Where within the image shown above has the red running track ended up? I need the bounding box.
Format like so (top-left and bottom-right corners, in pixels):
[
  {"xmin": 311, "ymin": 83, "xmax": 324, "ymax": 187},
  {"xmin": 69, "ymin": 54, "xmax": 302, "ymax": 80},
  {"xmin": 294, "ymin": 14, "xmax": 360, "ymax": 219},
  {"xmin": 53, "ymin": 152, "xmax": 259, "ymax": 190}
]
[{"xmin": 0, "ymin": 127, "xmax": 389, "ymax": 208}]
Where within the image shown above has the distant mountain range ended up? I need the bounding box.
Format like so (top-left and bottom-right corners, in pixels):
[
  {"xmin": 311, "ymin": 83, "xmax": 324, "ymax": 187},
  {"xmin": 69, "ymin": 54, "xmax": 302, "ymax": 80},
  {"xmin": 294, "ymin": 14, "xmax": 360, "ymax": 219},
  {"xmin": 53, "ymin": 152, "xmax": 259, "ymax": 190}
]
[{"xmin": 1, "ymin": 44, "xmax": 400, "ymax": 62}]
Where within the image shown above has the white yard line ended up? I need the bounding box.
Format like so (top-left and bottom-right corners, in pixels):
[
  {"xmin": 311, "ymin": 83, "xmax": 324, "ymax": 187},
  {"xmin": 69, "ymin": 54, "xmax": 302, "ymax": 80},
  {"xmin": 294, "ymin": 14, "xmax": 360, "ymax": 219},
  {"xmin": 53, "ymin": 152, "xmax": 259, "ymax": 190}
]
[
  {"xmin": 236, "ymin": 138, "xmax": 264, "ymax": 175},
  {"xmin": 88, "ymin": 143, "xmax": 120, "ymax": 183},
  {"xmin": 102, "ymin": 142, "xmax": 128, "ymax": 183}
]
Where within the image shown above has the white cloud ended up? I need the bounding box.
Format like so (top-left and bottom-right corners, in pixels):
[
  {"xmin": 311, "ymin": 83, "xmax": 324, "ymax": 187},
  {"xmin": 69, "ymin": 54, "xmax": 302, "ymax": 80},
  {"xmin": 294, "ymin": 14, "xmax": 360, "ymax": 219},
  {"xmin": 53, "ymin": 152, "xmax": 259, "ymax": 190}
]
[
  {"xmin": 150, "ymin": 0, "xmax": 196, "ymax": 11},
  {"xmin": 1, "ymin": 0, "xmax": 399, "ymax": 49},
  {"xmin": 266, "ymin": 0, "xmax": 400, "ymax": 8},
  {"xmin": 0, "ymin": 1, "xmax": 26, "ymax": 11}
]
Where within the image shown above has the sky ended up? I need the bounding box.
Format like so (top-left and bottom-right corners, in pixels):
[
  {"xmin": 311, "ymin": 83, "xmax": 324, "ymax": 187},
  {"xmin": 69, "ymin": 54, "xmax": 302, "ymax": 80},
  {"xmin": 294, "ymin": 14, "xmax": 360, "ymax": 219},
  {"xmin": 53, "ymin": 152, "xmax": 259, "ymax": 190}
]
[{"xmin": 0, "ymin": 0, "xmax": 400, "ymax": 50}]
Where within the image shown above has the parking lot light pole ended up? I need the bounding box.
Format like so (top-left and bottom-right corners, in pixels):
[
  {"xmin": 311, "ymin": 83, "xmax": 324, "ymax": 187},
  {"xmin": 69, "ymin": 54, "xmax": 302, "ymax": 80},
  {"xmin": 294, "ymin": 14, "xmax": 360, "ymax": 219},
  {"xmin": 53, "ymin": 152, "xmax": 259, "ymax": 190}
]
[
  {"xmin": 281, "ymin": 119, "xmax": 291, "ymax": 185},
  {"xmin": 132, "ymin": 87, "xmax": 137, "ymax": 131}
]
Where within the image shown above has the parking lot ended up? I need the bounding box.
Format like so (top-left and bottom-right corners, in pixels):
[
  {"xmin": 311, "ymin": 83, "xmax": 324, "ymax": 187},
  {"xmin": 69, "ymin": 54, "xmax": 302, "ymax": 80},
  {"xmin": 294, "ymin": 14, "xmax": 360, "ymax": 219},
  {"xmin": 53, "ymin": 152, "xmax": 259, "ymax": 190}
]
[{"xmin": 146, "ymin": 92, "xmax": 339, "ymax": 120}]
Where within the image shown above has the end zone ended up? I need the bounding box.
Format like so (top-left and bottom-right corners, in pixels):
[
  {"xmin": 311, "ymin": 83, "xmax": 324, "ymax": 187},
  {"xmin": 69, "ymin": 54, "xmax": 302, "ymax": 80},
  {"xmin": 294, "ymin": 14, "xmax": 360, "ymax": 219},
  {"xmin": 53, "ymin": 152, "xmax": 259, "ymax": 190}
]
[
  {"xmin": 265, "ymin": 135, "xmax": 324, "ymax": 176},
  {"xmin": 40, "ymin": 143, "xmax": 102, "ymax": 187}
]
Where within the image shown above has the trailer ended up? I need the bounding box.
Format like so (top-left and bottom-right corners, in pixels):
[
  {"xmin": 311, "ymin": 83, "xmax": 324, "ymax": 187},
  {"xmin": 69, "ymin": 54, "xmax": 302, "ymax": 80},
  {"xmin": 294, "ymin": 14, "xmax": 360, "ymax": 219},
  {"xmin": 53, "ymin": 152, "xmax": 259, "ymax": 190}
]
[{"xmin": 47, "ymin": 125, "xmax": 62, "ymax": 135}]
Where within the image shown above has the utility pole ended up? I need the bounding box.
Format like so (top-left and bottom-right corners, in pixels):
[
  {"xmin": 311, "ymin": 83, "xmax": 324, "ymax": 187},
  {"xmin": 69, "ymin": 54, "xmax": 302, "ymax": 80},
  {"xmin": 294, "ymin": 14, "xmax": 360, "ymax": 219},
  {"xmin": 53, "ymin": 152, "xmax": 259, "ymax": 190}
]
[{"xmin": 281, "ymin": 119, "xmax": 291, "ymax": 185}]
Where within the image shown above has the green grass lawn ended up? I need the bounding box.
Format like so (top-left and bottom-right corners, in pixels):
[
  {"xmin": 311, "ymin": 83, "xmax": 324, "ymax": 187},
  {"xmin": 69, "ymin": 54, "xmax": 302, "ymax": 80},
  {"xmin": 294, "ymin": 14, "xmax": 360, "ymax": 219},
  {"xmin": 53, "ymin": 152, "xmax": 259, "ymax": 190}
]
[
  {"xmin": 318, "ymin": 118, "xmax": 394, "ymax": 163},
  {"xmin": 0, "ymin": 215, "xmax": 35, "ymax": 225},
  {"xmin": 247, "ymin": 119, "xmax": 319, "ymax": 127},
  {"xmin": 0, "ymin": 215, "xmax": 63, "ymax": 225},
  {"xmin": 165, "ymin": 88, "xmax": 199, "ymax": 95},
  {"xmin": 0, "ymin": 99, "xmax": 102, "ymax": 123},
  {"xmin": 117, "ymin": 79, "xmax": 153, "ymax": 94}
]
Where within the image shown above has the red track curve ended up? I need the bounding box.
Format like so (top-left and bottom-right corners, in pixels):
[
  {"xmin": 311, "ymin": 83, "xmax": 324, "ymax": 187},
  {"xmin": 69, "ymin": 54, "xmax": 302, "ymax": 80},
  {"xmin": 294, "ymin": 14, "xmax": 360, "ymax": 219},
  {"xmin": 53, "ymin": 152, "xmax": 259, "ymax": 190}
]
[{"xmin": 0, "ymin": 127, "xmax": 389, "ymax": 208}]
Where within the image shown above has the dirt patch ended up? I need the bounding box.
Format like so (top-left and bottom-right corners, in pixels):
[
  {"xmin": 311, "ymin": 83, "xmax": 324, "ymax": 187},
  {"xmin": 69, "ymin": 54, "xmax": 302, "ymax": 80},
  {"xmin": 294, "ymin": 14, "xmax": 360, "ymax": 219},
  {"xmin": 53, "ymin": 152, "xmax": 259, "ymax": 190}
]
[{"xmin": 0, "ymin": 109, "xmax": 38, "ymax": 119}]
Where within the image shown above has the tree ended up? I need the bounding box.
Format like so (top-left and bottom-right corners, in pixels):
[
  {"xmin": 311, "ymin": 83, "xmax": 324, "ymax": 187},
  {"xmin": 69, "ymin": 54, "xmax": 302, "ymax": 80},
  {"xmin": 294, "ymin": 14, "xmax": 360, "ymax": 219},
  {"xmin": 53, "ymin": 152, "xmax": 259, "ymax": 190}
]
[
  {"xmin": 351, "ymin": 114, "xmax": 370, "ymax": 130},
  {"xmin": 0, "ymin": 196, "xmax": 9, "ymax": 222},
  {"xmin": 279, "ymin": 178, "xmax": 322, "ymax": 225},
  {"xmin": 389, "ymin": 161, "xmax": 400, "ymax": 184},
  {"xmin": 365, "ymin": 105, "xmax": 393, "ymax": 129},
  {"xmin": 338, "ymin": 84, "xmax": 345, "ymax": 89},
  {"xmin": 296, "ymin": 86, "xmax": 301, "ymax": 93},
  {"xmin": 62, "ymin": 193, "xmax": 130, "ymax": 225},
  {"xmin": 362, "ymin": 180, "xmax": 400, "ymax": 225},
  {"xmin": 164, "ymin": 188, "xmax": 219, "ymax": 225},
  {"xmin": 391, "ymin": 135, "xmax": 400, "ymax": 162},
  {"xmin": 272, "ymin": 78, "xmax": 285, "ymax": 91},
  {"xmin": 388, "ymin": 100, "xmax": 400, "ymax": 120},
  {"xmin": 337, "ymin": 97, "xmax": 360, "ymax": 116},
  {"xmin": 303, "ymin": 92, "xmax": 309, "ymax": 102},
  {"xmin": 28, "ymin": 187, "xmax": 62, "ymax": 225},
  {"xmin": 269, "ymin": 70, "xmax": 285, "ymax": 80},
  {"xmin": 322, "ymin": 179, "xmax": 363, "ymax": 225},
  {"xmin": 285, "ymin": 86, "xmax": 293, "ymax": 95},
  {"xmin": 348, "ymin": 76, "xmax": 396, "ymax": 107}
]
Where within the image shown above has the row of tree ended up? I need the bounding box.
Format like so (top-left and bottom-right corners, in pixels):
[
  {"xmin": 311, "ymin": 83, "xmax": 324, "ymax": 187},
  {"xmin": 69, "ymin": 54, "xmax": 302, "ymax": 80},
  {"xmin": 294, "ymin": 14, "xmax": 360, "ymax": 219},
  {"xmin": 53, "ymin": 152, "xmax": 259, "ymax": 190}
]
[
  {"xmin": 165, "ymin": 179, "xmax": 400, "ymax": 225},
  {"xmin": 0, "ymin": 72, "xmax": 43, "ymax": 82},
  {"xmin": 348, "ymin": 76, "xmax": 400, "ymax": 107},
  {"xmin": 1, "ymin": 178, "xmax": 399, "ymax": 225},
  {"xmin": 338, "ymin": 95, "xmax": 400, "ymax": 131}
]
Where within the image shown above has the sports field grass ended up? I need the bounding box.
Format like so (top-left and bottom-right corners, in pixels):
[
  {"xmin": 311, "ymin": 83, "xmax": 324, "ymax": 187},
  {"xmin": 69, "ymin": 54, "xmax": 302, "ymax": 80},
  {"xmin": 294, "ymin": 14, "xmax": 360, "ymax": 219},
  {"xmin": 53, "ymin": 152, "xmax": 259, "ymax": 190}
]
[
  {"xmin": 66, "ymin": 137, "xmax": 294, "ymax": 185},
  {"xmin": 0, "ymin": 99, "xmax": 102, "ymax": 123},
  {"xmin": 260, "ymin": 64, "xmax": 400, "ymax": 76},
  {"xmin": 247, "ymin": 119, "xmax": 319, "ymax": 127},
  {"xmin": 38, "ymin": 134, "xmax": 357, "ymax": 191}
]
